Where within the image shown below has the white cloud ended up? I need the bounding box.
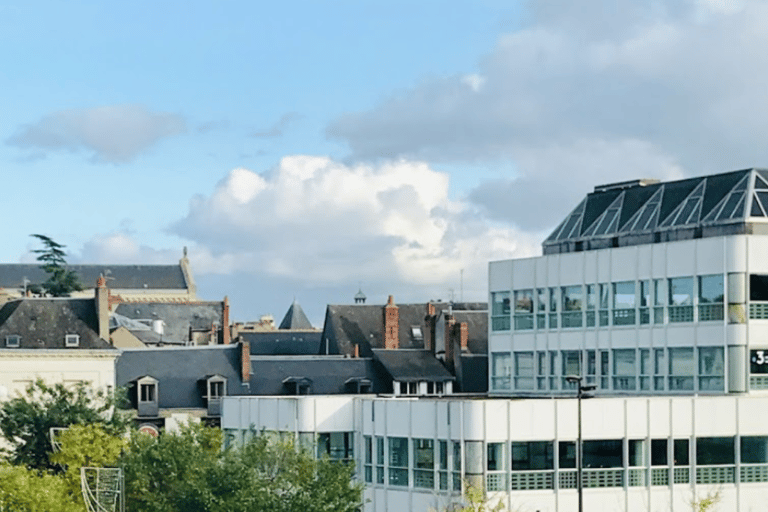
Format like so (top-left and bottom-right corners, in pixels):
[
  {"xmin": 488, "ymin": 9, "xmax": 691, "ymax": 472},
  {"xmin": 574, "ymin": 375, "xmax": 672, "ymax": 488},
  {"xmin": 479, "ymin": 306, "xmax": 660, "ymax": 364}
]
[
  {"xmin": 326, "ymin": 0, "xmax": 768, "ymax": 230},
  {"xmin": 172, "ymin": 156, "xmax": 540, "ymax": 288},
  {"xmin": 78, "ymin": 232, "xmax": 180, "ymax": 264},
  {"xmin": 7, "ymin": 105, "xmax": 186, "ymax": 163}
]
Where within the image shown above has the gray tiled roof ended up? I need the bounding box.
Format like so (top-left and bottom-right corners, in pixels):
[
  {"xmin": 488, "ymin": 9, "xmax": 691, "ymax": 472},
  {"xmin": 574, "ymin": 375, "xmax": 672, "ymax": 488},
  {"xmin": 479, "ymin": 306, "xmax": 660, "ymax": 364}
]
[
  {"xmin": 278, "ymin": 301, "xmax": 314, "ymax": 330},
  {"xmin": 0, "ymin": 264, "xmax": 188, "ymax": 291},
  {"xmin": 372, "ymin": 349, "xmax": 454, "ymax": 382},
  {"xmin": 0, "ymin": 298, "xmax": 113, "ymax": 350},
  {"xmin": 114, "ymin": 302, "xmax": 223, "ymax": 343},
  {"xmin": 544, "ymin": 168, "xmax": 768, "ymax": 254},
  {"xmin": 249, "ymin": 356, "xmax": 384, "ymax": 394},
  {"xmin": 321, "ymin": 303, "xmax": 433, "ymax": 356},
  {"xmin": 241, "ymin": 331, "xmax": 322, "ymax": 355}
]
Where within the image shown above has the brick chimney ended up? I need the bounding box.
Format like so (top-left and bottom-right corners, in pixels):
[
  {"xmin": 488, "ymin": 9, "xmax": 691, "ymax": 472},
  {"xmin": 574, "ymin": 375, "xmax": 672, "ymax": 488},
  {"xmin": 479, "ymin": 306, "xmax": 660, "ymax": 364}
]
[
  {"xmin": 240, "ymin": 339, "xmax": 250, "ymax": 383},
  {"xmin": 458, "ymin": 322, "xmax": 469, "ymax": 352},
  {"xmin": 222, "ymin": 296, "xmax": 231, "ymax": 345},
  {"xmin": 95, "ymin": 277, "xmax": 110, "ymax": 342},
  {"xmin": 424, "ymin": 302, "xmax": 437, "ymax": 353},
  {"xmin": 383, "ymin": 295, "xmax": 399, "ymax": 349},
  {"xmin": 444, "ymin": 312, "xmax": 456, "ymax": 370}
]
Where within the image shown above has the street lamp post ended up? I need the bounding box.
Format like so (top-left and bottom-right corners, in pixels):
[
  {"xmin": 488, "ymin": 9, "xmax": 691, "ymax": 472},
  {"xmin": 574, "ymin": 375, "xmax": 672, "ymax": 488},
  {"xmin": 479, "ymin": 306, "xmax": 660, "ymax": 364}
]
[{"xmin": 566, "ymin": 375, "xmax": 596, "ymax": 512}]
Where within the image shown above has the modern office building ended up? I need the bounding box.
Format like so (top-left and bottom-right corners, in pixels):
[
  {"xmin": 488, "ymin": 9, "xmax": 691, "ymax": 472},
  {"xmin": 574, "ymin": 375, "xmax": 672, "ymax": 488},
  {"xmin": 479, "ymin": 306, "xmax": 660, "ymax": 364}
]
[{"xmin": 222, "ymin": 169, "xmax": 768, "ymax": 511}]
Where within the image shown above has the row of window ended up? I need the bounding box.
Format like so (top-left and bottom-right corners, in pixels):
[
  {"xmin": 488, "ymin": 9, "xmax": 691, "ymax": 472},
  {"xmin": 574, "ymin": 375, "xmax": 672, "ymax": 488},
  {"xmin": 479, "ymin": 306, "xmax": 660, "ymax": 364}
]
[
  {"xmin": 491, "ymin": 275, "xmax": 727, "ymax": 331},
  {"xmin": 4, "ymin": 334, "xmax": 80, "ymax": 347},
  {"xmin": 491, "ymin": 347, "xmax": 725, "ymax": 393}
]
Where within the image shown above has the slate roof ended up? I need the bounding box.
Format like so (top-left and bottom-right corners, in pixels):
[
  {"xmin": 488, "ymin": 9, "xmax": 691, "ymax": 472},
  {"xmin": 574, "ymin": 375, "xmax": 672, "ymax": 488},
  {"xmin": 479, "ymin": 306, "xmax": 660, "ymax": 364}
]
[
  {"xmin": 0, "ymin": 298, "xmax": 113, "ymax": 349},
  {"xmin": 544, "ymin": 168, "xmax": 768, "ymax": 255},
  {"xmin": 114, "ymin": 301, "xmax": 223, "ymax": 343},
  {"xmin": 372, "ymin": 349, "xmax": 454, "ymax": 383},
  {"xmin": 447, "ymin": 309, "xmax": 488, "ymax": 355},
  {"xmin": 278, "ymin": 301, "xmax": 314, "ymax": 330},
  {"xmin": 241, "ymin": 331, "xmax": 322, "ymax": 356},
  {"xmin": 116, "ymin": 345, "xmax": 246, "ymax": 409},
  {"xmin": 0, "ymin": 263, "xmax": 188, "ymax": 291},
  {"xmin": 249, "ymin": 356, "xmax": 384, "ymax": 394},
  {"xmin": 321, "ymin": 303, "xmax": 433, "ymax": 356}
]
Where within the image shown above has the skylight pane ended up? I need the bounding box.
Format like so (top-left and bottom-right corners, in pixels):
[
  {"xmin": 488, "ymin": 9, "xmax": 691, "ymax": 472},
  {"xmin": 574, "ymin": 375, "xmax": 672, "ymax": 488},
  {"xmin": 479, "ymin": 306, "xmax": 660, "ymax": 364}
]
[
  {"xmin": 732, "ymin": 196, "xmax": 745, "ymax": 219},
  {"xmin": 751, "ymin": 194, "xmax": 765, "ymax": 217},
  {"xmin": 673, "ymin": 200, "xmax": 697, "ymax": 226},
  {"xmin": 595, "ymin": 209, "xmax": 618, "ymax": 235},
  {"xmin": 717, "ymin": 193, "xmax": 743, "ymax": 221},
  {"xmin": 756, "ymin": 175, "xmax": 768, "ymax": 191}
]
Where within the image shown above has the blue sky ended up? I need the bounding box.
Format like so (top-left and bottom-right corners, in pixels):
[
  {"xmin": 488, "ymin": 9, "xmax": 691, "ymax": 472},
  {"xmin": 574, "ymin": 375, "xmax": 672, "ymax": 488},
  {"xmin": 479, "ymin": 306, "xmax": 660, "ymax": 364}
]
[{"xmin": 3, "ymin": 1, "xmax": 768, "ymax": 324}]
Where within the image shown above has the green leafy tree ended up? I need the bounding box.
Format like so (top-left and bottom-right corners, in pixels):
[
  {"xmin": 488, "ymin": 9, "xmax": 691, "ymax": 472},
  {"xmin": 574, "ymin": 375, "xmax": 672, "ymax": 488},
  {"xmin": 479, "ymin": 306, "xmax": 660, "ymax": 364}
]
[
  {"xmin": 0, "ymin": 380, "xmax": 126, "ymax": 472},
  {"xmin": 30, "ymin": 234, "xmax": 83, "ymax": 296},
  {"xmin": 121, "ymin": 423, "xmax": 363, "ymax": 512},
  {"xmin": 0, "ymin": 462, "xmax": 79, "ymax": 512}
]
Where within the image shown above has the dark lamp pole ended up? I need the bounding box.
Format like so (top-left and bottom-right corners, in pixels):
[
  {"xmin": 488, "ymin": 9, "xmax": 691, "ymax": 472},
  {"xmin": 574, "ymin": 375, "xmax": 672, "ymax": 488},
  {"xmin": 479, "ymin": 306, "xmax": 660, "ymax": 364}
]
[{"xmin": 566, "ymin": 375, "xmax": 596, "ymax": 512}]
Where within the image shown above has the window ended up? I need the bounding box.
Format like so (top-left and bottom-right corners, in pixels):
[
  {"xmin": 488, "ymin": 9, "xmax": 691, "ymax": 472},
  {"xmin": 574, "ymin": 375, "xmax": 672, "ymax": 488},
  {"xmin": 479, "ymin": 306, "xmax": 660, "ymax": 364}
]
[
  {"xmin": 613, "ymin": 281, "xmax": 636, "ymax": 325},
  {"xmin": 613, "ymin": 349, "xmax": 636, "ymax": 390},
  {"xmin": 600, "ymin": 350, "xmax": 609, "ymax": 389},
  {"xmin": 376, "ymin": 437, "xmax": 385, "ymax": 484},
  {"xmin": 668, "ymin": 277, "xmax": 694, "ymax": 322},
  {"xmin": 536, "ymin": 351, "xmax": 547, "ymax": 390},
  {"xmin": 639, "ymin": 280, "xmax": 651, "ymax": 324},
  {"xmin": 438, "ymin": 440, "xmax": 448, "ymax": 490},
  {"xmin": 651, "ymin": 439, "xmax": 668, "ymax": 466},
  {"xmin": 413, "ymin": 439, "xmax": 434, "ymax": 488},
  {"xmin": 669, "ymin": 348, "xmax": 694, "ymax": 390},
  {"xmin": 583, "ymin": 440, "xmax": 623, "ymax": 468},
  {"xmin": 696, "ymin": 437, "xmax": 734, "ymax": 466},
  {"xmin": 207, "ymin": 377, "xmax": 226, "ymax": 399},
  {"xmin": 511, "ymin": 441, "xmax": 553, "ymax": 470},
  {"xmin": 389, "ymin": 437, "xmax": 409, "ymax": 486},
  {"xmin": 654, "ymin": 348, "xmax": 665, "ymax": 390},
  {"xmin": 586, "ymin": 284, "xmax": 596, "ymax": 327},
  {"xmin": 741, "ymin": 437, "xmax": 768, "ymax": 464},
  {"xmin": 65, "ymin": 334, "xmax": 79, "ymax": 347},
  {"xmin": 674, "ymin": 439, "xmax": 689, "ymax": 466},
  {"xmin": 698, "ymin": 347, "xmax": 724, "ymax": 391},
  {"xmin": 549, "ymin": 287, "xmax": 559, "ymax": 329},
  {"xmin": 452, "ymin": 441, "xmax": 462, "ymax": 491},
  {"xmin": 410, "ymin": 326, "xmax": 423, "ymax": 342},
  {"xmin": 140, "ymin": 383, "xmax": 156, "ymax": 403},
  {"xmin": 491, "ymin": 353, "xmax": 511, "ymax": 390},
  {"xmin": 514, "ymin": 289, "xmax": 534, "ymax": 330},
  {"xmin": 699, "ymin": 275, "xmax": 724, "ymax": 321},
  {"xmin": 549, "ymin": 351, "xmax": 559, "ymax": 390},
  {"xmin": 5, "ymin": 335, "xmax": 19, "ymax": 347},
  {"xmin": 561, "ymin": 285, "xmax": 583, "ymax": 328},
  {"xmin": 364, "ymin": 436, "xmax": 373, "ymax": 483},
  {"xmin": 536, "ymin": 288, "xmax": 547, "ymax": 328},
  {"xmin": 639, "ymin": 348, "xmax": 650, "ymax": 390},
  {"xmin": 486, "ymin": 442, "xmax": 506, "ymax": 491},
  {"xmin": 561, "ymin": 351, "xmax": 580, "ymax": 388},
  {"xmin": 598, "ymin": 283, "xmax": 610, "ymax": 326},
  {"xmin": 558, "ymin": 441, "xmax": 576, "ymax": 469},
  {"xmin": 317, "ymin": 432, "xmax": 353, "ymax": 461},
  {"xmin": 514, "ymin": 352, "xmax": 533, "ymax": 390},
  {"xmin": 491, "ymin": 292, "xmax": 511, "ymax": 331},
  {"xmin": 653, "ymin": 279, "xmax": 665, "ymax": 323}
]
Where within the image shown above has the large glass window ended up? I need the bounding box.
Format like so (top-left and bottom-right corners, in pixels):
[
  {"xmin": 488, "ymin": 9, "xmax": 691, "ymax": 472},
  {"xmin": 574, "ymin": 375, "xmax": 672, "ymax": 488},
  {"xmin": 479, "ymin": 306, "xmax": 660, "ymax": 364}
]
[
  {"xmin": 639, "ymin": 348, "xmax": 650, "ymax": 390},
  {"xmin": 586, "ymin": 284, "xmax": 596, "ymax": 327},
  {"xmin": 438, "ymin": 440, "xmax": 448, "ymax": 490},
  {"xmin": 561, "ymin": 285, "xmax": 583, "ymax": 328},
  {"xmin": 562, "ymin": 351, "xmax": 580, "ymax": 389},
  {"xmin": 639, "ymin": 280, "xmax": 651, "ymax": 324},
  {"xmin": 487, "ymin": 442, "xmax": 505, "ymax": 471},
  {"xmin": 514, "ymin": 289, "xmax": 534, "ymax": 330},
  {"xmin": 669, "ymin": 347, "xmax": 695, "ymax": 390},
  {"xmin": 613, "ymin": 281, "xmax": 636, "ymax": 325},
  {"xmin": 549, "ymin": 351, "xmax": 559, "ymax": 390},
  {"xmin": 651, "ymin": 439, "xmax": 668, "ymax": 466},
  {"xmin": 653, "ymin": 279, "xmax": 665, "ymax": 323},
  {"xmin": 559, "ymin": 441, "xmax": 576, "ymax": 469},
  {"xmin": 600, "ymin": 350, "xmax": 609, "ymax": 390},
  {"xmin": 376, "ymin": 437, "xmax": 385, "ymax": 484},
  {"xmin": 668, "ymin": 277, "xmax": 694, "ymax": 322},
  {"xmin": 599, "ymin": 283, "xmax": 610, "ymax": 326},
  {"xmin": 741, "ymin": 437, "xmax": 768, "ymax": 464},
  {"xmin": 536, "ymin": 288, "xmax": 547, "ymax": 329},
  {"xmin": 549, "ymin": 287, "xmax": 559, "ymax": 329},
  {"xmin": 491, "ymin": 353, "xmax": 511, "ymax": 390},
  {"xmin": 536, "ymin": 351, "xmax": 547, "ymax": 390},
  {"xmin": 698, "ymin": 347, "xmax": 724, "ymax": 391},
  {"xmin": 317, "ymin": 432, "xmax": 353, "ymax": 461},
  {"xmin": 654, "ymin": 348, "xmax": 665, "ymax": 391},
  {"xmin": 514, "ymin": 352, "xmax": 534, "ymax": 390},
  {"xmin": 696, "ymin": 437, "xmax": 734, "ymax": 465},
  {"xmin": 613, "ymin": 349, "xmax": 636, "ymax": 390},
  {"xmin": 698, "ymin": 275, "xmax": 724, "ymax": 321},
  {"xmin": 452, "ymin": 441, "xmax": 462, "ymax": 491},
  {"xmin": 491, "ymin": 292, "xmax": 511, "ymax": 331},
  {"xmin": 674, "ymin": 439, "xmax": 689, "ymax": 466},
  {"xmin": 511, "ymin": 441, "xmax": 554, "ymax": 470},
  {"xmin": 413, "ymin": 439, "xmax": 434, "ymax": 489},
  {"xmin": 389, "ymin": 437, "xmax": 409, "ymax": 486},
  {"xmin": 750, "ymin": 274, "xmax": 768, "ymax": 301},
  {"xmin": 364, "ymin": 436, "xmax": 373, "ymax": 483},
  {"xmin": 583, "ymin": 440, "xmax": 623, "ymax": 468}
]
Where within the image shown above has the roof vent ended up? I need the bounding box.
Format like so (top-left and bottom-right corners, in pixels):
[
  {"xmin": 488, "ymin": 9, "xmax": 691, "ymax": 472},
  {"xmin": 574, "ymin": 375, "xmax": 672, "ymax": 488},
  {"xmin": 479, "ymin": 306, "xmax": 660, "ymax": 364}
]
[{"xmin": 594, "ymin": 179, "xmax": 659, "ymax": 193}]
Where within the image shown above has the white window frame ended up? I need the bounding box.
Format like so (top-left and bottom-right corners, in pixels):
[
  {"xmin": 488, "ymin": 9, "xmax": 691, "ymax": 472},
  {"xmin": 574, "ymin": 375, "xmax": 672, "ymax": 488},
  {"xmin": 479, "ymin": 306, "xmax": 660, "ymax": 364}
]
[
  {"xmin": 5, "ymin": 335, "xmax": 20, "ymax": 347},
  {"xmin": 65, "ymin": 334, "xmax": 80, "ymax": 347}
]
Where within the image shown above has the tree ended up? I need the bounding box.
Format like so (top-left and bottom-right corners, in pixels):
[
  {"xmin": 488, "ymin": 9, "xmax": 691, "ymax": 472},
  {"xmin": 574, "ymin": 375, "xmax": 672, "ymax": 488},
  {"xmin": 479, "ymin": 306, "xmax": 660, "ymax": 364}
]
[
  {"xmin": 0, "ymin": 462, "xmax": 79, "ymax": 512},
  {"xmin": 0, "ymin": 380, "xmax": 126, "ymax": 472},
  {"xmin": 121, "ymin": 424, "xmax": 364, "ymax": 512},
  {"xmin": 30, "ymin": 234, "xmax": 82, "ymax": 296}
]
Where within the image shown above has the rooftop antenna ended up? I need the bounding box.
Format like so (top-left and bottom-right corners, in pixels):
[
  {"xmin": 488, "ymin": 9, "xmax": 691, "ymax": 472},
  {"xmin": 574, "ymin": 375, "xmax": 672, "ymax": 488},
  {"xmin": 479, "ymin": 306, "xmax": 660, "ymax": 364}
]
[
  {"xmin": 460, "ymin": 269, "xmax": 464, "ymax": 303},
  {"xmin": 448, "ymin": 288, "xmax": 455, "ymax": 303}
]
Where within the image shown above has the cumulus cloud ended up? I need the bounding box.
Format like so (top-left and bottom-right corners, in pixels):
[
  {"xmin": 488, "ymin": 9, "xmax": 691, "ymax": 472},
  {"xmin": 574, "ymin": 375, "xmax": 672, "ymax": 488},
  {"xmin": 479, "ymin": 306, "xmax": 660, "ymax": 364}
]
[
  {"xmin": 7, "ymin": 105, "xmax": 186, "ymax": 163},
  {"xmin": 172, "ymin": 156, "xmax": 540, "ymax": 291},
  {"xmin": 78, "ymin": 232, "xmax": 181, "ymax": 264},
  {"xmin": 327, "ymin": 0, "xmax": 768, "ymax": 229}
]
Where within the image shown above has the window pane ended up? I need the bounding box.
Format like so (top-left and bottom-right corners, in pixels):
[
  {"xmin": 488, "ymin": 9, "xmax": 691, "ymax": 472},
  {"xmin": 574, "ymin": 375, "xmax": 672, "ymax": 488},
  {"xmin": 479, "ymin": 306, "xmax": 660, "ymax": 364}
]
[
  {"xmin": 562, "ymin": 286, "xmax": 583, "ymax": 311},
  {"xmin": 741, "ymin": 437, "xmax": 768, "ymax": 463},
  {"xmin": 492, "ymin": 291, "xmax": 510, "ymax": 315},
  {"xmin": 750, "ymin": 275, "xmax": 768, "ymax": 301},
  {"xmin": 614, "ymin": 350, "xmax": 636, "ymax": 375},
  {"xmin": 515, "ymin": 290, "xmax": 534, "ymax": 313},
  {"xmin": 511, "ymin": 441, "xmax": 554, "ymax": 470},
  {"xmin": 562, "ymin": 351, "xmax": 580, "ymax": 376},
  {"xmin": 559, "ymin": 441, "xmax": 576, "ymax": 469},
  {"xmin": 613, "ymin": 281, "xmax": 636, "ymax": 309},
  {"xmin": 674, "ymin": 439, "xmax": 689, "ymax": 465},
  {"xmin": 696, "ymin": 437, "xmax": 734, "ymax": 465},
  {"xmin": 487, "ymin": 443, "xmax": 504, "ymax": 471},
  {"xmin": 583, "ymin": 440, "xmax": 622, "ymax": 468},
  {"xmin": 669, "ymin": 348, "xmax": 694, "ymax": 375},
  {"xmin": 669, "ymin": 277, "xmax": 693, "ymax": 305},
  {"xmin": 515, "ymin": 352, "xmax": 534, "ymax": 377},
  {"xmin": 651, "ymin": 439, "xmax": 668, "ymax": 466},
  {"xmin": 699, "ymin": 275, "xmax": 724, "ymax": 303},
  {"xmin": 698, "ymin": 347, "xmax": 724, "ymax": 375}
]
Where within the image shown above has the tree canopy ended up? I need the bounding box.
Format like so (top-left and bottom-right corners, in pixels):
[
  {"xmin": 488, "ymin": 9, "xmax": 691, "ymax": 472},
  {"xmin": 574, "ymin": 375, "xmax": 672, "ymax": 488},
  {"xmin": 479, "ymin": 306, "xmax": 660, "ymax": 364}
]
[
  {"xmin": 0, "ymin": 380, "xmax": 126, "ymax": 472},
  {"xmin": 30, "ymin": 234, "xmax": 83, "ymax": 296}
]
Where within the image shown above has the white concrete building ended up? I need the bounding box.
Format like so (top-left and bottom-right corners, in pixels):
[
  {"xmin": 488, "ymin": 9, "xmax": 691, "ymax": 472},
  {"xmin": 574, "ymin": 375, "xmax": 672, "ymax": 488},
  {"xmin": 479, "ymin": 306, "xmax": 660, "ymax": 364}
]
[{"xmin": 221, "ymin": 169, "xmax": 768, "ymax": 511}]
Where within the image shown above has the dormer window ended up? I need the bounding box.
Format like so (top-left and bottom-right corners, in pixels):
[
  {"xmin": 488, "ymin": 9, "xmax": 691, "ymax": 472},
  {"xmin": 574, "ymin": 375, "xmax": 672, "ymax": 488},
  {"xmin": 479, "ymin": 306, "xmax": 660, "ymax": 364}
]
[
  {"xmin": 65, "ymin": 334, "xmax": 79, "ymax": 347},
  {"xmin": 136, "ymin": 376, "xmax": 159, "ymax": 417},
  {"xmin": 411, "ymin": 326, "xmax": 423, "ymax": 342},
  {"xmin": 205, "ymin": 375, "xmax": 227, "ymax": 416},
  {"xmin": 5, "ymin": 335, "xmax": 20, "ymax": 348}
]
